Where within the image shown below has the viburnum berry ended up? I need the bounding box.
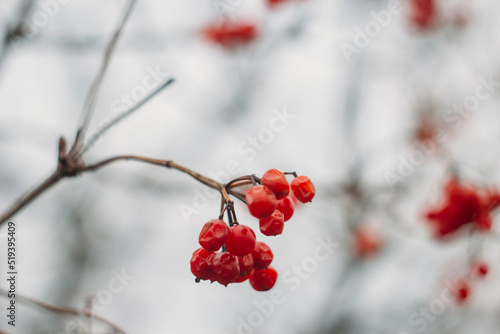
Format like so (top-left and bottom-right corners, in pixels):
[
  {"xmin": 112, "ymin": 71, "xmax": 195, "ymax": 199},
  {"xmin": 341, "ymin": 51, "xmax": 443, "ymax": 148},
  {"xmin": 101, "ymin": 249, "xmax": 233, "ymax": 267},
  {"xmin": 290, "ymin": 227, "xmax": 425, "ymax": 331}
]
[
  {"xmin": 259, "ymin": 210, "xmax": 284, "ymax": 236},
  {"xmin": 353, "ymin": 227, "xmax": 381, "ymax": 258},
  {"xmin": 453, "ymin": 280, "xmax": 469, "ymax": 303},
  {"xmin": 203, "ymin": 22, "xmax": 257, "ymax": 48},
  {"xmin": 238, "ymin": 254, "xmax": 255, "ymax": 276},
  {"xmin": 225, "ymin": 224, "xmax": 257, "ymax": 257},
  {"xmin": 190, "ymin": 248, "xmax": 215, "ymax": 281},
  {"xmin": 277, "ymin": 196, "xmax": 295, "ymax": 221},
  {"xmin": 409, "ymin": 0, "xmax": 437, "ymax": 30},
  {"xmin": 251, "ymin": 242, "xmax": 273, "ymax": 270},
  {"xmin": 211, "ymin": 252, "xmax": 240, "ymax": 286},
  {"xmin": 234, "ymin": 273, "xmax": 251, "ymax": 283},
  {"xmin": 246, "ymin": 185, "xmax": 278, "ymax": 219},
  {"xmin": 260, "ymin": 169, "xmax": 290, "ymax": 200},
  {"xmin": 472, "ymin": 261, "xmax": 489, "ymax": 278},
  {"xmin": 199, "ymin": 219, "xmax": 229, "ymax": 251},
  {"xmin": 250, "ymin": 267, "xmax": 278, "ymax": 291},
  {"xmin": 291, "ymin": 176, "xmax": 315, "ymax": 203}
]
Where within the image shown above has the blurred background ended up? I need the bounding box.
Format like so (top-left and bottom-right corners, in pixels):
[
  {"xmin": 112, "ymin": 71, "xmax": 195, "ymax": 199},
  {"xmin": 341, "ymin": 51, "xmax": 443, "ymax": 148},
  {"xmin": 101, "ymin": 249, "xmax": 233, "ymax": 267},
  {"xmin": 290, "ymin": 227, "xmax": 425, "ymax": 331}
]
[{"xmin": 1, "ymin": 0, "xmax": 500, "ymax": 333}]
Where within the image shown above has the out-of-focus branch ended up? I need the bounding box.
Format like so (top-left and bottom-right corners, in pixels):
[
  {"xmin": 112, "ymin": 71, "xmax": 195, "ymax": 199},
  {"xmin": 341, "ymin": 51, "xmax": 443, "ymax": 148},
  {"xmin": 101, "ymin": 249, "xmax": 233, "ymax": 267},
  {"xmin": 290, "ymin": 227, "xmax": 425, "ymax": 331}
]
[
  {"xmin": 0, "ymin": 287, "xmax": 127, "ymax": 334},
  {"xmin": 68, "ymin": 0, "xmax": 137, "ymax": 158},
  {"xmin": 0, "ymin": 0, "xmax": 36, "ymax": 76}
]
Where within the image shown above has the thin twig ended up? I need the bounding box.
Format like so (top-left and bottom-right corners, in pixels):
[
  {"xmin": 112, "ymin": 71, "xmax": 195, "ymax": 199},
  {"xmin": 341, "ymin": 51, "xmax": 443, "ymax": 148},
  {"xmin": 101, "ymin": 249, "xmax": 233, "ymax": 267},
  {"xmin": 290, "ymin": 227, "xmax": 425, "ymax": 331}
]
[
  {"xmin": 0, "ymin": 155, "xmax": 234, "ymax": 225},
  {"xmin": 0, "ymin": 287, "xmax": 127, "ymax": 334},
  {"xmin": 77, "ymin": 77, "xmax": 175, "ymax": 158},
  {"xmin": 69, "ymin": 0, "xmax": 137, "ymax": 158},
  {"xmin": 0, "ymin": 171, "xmax": 62, "ymax": 224}
]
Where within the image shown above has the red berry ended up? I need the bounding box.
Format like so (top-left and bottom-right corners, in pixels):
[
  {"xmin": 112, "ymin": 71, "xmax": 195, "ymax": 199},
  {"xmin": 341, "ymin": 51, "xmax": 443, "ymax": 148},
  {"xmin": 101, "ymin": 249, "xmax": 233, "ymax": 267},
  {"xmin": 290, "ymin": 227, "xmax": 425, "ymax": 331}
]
[
  {"xmin": 473, "ymin": 261, "xmax": 488, "ymax": 278},
  {"xmin": 453, "ymin": 281, "xmax": 469, "ymax": 303},
  {"xmin": 261, "ymin": 169, "xmax": 290, "ymax": 200},
  {"xmin": 277, "ymin": 196, "xmax": 295, "ymax": 221},
  {"xmin": 259, "ymin": 210, "xmax": 284, "ymax": 236},
  {"xmin": 225, "ymin": 224, "xmax": 257, "ymax": 257},
  {"xmin": 234, "ymin": 273, "xmax": 251, "ymax": 283},
  {"xmin": 238, "ymin": 254, "xmax": 255, "ymax": 276},
  {"xmin": 203, "ymin": 22, "xmax": 257, "ymax": 48},
  {"xmin": 211, "ymin": 252, "xmax": 240, "ymax": 286},
  {"xmin": 190, "ymin": 248, "xmax": 215, "ymax": 281},
  {"xmin": 251, "ymin": 242, "xmax": 273, "ymax": 270},
  {"xmin": 250, "ymin": 267, "xmax": 278, "ymax": 291},
  {"xmin": 246, "ymin": 185, "xmax": 278, "ymax": 219},
  {"xmin": 291, "ymin": 176, "xmax": 315, "ymax": 203},
  {"xmin": 199, "ymin": 219, "xmax": 229, "ymax": 251},
  {"xmin": 353, "ymin": 227, "xmax": 381, "ymax": 258}
]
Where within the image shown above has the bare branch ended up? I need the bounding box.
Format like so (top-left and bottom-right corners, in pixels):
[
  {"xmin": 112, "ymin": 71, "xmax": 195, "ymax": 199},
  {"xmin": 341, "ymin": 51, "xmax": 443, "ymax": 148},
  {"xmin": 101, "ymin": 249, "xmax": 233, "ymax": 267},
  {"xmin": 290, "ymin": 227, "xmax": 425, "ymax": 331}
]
[
  {"xmin": 77, "ymin": 77, "xmax": 175, "ymax": 157},
  {"xmin": 0, "ymin": 287, "xmax": 127, "ymax": 334},
  {"xmin": 68, "ymin": 0, "xmax": 137, "ymax": 158},
  {"xmin": 0, "ymin": 171, "xmax": 62, "ymax": 224}
]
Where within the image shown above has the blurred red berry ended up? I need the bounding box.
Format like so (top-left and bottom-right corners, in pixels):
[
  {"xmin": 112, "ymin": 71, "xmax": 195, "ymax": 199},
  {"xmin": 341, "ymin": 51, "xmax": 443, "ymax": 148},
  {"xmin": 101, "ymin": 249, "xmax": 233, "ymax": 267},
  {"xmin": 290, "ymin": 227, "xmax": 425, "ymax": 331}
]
[
  {"xmin": 353, "ymin": 227, "xmax": 381, "ymax": 258},
  {"xmin": 409, "ymin": 0, "xmax": 437, "ymax": 30},
  {"xmin": 199, "ymin": 219, "xmax": 229, "ymax": 251},
  {"xmin": 190, "ymin": 248, "xmax": 215, "ymax": 281},
  {"xmin": 277, "ymin": 196, "xmax": 295, "ymax": 221},
  {"xmin": 251, "ymin": 242, "xmax": 273, "ymax": 269},
  {"xmin": 246, "ymin": 185, "xmax": 278, "ymax": 219},
  {"xmin": 261, "ymin": 169, "xmax": 290, "ymax": 200},
  {"xmin": 250, "ymin": 267, "xmax": 278, "ymax": 291},
  {"xmin": 291, "ymin": 176, "xmax": 315, "ymax": 203},
  {"xmin": 212, "ymin": 252, "xmax": 240, "ymax": 286},
  {"xmin": 259, "ymin": 210, "xmax": 285, "ymax": 236},
  {"xmin": 225, "ymin": 224, "xmax": 257, "ymax": 257},
  {"xmin": 203, "ymin": 22, "xmax": 257, "ymax": 48},
  {"xmin": 472, "ymin": 261, "xmax": 488, "ymax": 278},
  {"xmin": 453, "ymin": 280, "xmax": 469, "ymax": 303}
]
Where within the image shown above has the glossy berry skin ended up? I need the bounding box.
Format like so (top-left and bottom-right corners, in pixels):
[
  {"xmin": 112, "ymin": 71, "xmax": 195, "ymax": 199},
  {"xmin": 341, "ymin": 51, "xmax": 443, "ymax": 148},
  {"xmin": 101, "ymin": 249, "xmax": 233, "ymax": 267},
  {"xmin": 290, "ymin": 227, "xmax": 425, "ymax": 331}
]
[
  {"xmin": 225, "ymin": 224, "xmax": 257, "ymax": 257},
  {"xmin": 250, "ymin": 267, "xmax": 278, "ymax": 291},
  {"xmin": 261, "ymin": 169, "xmax": 290, "ymax": 200},
  {"xmin": 251, "ymin": 242, "xmax": 273, "ymax": 270},
  {"xmin": 277, "ymin": 196, "xmax": 295, "ymax": 221},
  {"xmin": 259, "ymin": 210, "xmax": 284, "ymax": 236},
  {"xmin": 190, "ymin": 248, "xmax": 215, "ymax": 281},
  {"xmin": 291, "ymin": 176, "xmax": 315, "ymax": 203},
  {"xmin": 238, "ymin": 254, "xmax": 254, "ymax": 276},
  {"xmin": 235, "ymin": 273, "xmax": 251, "ymax": 283},
  {"xmin": 246, "ymin": 185, "xmax": 278, "ymax": 219},
  {"xmin": 211, "ymin": 252, "xmax": 240, "ymax": 286},
  {"xmin": 199, "ymin": 219, "xmax": 229, "ymax": 251}
]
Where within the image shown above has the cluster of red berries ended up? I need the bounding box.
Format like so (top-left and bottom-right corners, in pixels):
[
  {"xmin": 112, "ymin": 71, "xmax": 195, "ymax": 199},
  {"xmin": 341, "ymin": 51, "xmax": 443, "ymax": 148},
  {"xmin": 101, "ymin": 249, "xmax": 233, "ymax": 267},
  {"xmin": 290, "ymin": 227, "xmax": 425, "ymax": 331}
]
[
  {"xmin": 424, "ymin": 178, "xmax": 500, "ymax": 238},
  {"xmin": 203, "ymin": 0, "xmax": 302, "ymax": 48},
  {"xmin": 190, "ymin": 169, "xmax": 315, "ymax": 291}
]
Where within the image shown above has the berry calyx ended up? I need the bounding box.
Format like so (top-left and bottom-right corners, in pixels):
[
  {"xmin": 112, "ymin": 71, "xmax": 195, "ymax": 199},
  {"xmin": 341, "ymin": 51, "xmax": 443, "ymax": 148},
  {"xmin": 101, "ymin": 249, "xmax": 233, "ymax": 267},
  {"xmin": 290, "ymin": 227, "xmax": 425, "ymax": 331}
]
[
  {"xmin": 190, "ymin": 248, "xmax": 215, "ymax": 281},
  {"xmin": 246, "ymin": 185, "xmax": 278, "ymax": 219},
  {"xmin": 251, "ymin": 242, "xmax": 273, "ymax": 269},
  {"xmin": 225, "ymin": 224, "xmax": 257, "ymax": 257},
  {"xmin": 259, "ymin": 210, "xmax": 285, "ymax": 236},
  {"xmin": 276, "ymin": 196, "xmax": 295, "ymax": 221},
  {"xmin": 291, "ymin": 176, "xmax": 315, "ymax": 203},
  {"xmin": 261, "ymin": 169, "xmax": 290, "ymax": 200},
  {"xmin": 211, "ymin": 252, "xmax": 240, "ymax": 286},
  {"xmin": 250, "ymin": 267, "xmax": 278, "ymax": 291},
  {"xmin": 238, "ymin": 254, "xmax": 255, "ymax": 276},
  {"xmin": 199, "ymin": 219, "xmax": 229, "ymax": 251}
]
